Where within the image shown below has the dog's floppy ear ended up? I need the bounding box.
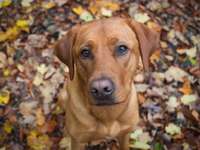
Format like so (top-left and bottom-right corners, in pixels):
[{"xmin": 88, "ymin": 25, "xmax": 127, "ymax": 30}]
[
  {"xmin": 127, "ymin": 19, "xmax": 160, "ymax": 71},
  {"xmin": 55, "ymin": 25, "xmax": 79, "ymax": 80}
]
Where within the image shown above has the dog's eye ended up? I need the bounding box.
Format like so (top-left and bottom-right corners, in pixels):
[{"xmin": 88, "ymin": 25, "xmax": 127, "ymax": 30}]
[
  {"xmin": 80, "ymin": 48, "xmax": 92, "ymax": 59},
  {"xmin": 115, "ymin": 45, "xmax": 129, "ymax": 56}
]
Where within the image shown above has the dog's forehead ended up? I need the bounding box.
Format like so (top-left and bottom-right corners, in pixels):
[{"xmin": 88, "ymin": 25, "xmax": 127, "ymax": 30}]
[{"xmin": 77, "ymin": 18, "xmax": 135, "ymax": 41}]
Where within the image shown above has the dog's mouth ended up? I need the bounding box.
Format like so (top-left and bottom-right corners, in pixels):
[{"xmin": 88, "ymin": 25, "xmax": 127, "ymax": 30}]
[{"xmin": 92, "ymin": 100, "xmax": 127, "ymax": 106}]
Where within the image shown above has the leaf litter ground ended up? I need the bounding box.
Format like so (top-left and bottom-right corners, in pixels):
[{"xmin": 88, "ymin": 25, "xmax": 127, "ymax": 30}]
[{"xmin": 0, "ymin": 0, "xmax": 199, "ymax": 150}]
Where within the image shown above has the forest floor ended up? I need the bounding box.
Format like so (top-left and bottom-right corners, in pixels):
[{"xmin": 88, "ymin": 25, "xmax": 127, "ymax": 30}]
[{"xmin": 0, "ymin": 0, "xmax": 199, "ymax": 150}]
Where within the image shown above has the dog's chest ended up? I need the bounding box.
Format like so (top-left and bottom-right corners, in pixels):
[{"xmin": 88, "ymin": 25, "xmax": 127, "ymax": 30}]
[{"xmin": 86, "ymin": 120, "xmax": 131, "ymax": 141}]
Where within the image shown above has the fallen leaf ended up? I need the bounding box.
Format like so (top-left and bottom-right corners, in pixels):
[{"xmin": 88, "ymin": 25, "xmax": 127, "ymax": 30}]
[
  {"xmin": 19, "ymin": 101, "xmax": 38, "ymax": 116},
  {"xmin": 0, "ymin": 90, "xmax": 10, "ymax": 105},
  {"xmin": 181, "ymin": 94, "xmax": 197, "ymax": 105},
  {"xmin": 191, "ymin": 35, "xmax": 200, "ymax": 45},
  {"xmin": 3, "ymin": 121, "xmax": 13, "ymax": 134},
  {"xmin": 189, "ymin": 57, "xmax": 197, "ymax": 65},
  {"xmin": 42, "ymin": 1, "xmax": 56, "ymax": 9},
  {"xmin": 3, "ymin": 68, "xmax": 11, "ymax": 77},
  {"xmin": 130, "ymin": 129, "xmax": 143, "ymax": 140},
  {"xmin": 59, "ymin": 137, "xmax": 71, "ymax": 149},
  {"xmin": 154, "ymin": 142, "xmax": 164, "ymax": 150},
  {"xmin": 101, "ymin": 7, "xmax": 112, "ymax": 17},
  {"xmin": 89, "ymin": 1, "xmax": 120, "ymax": 15},
  {"xmin": 21, "ymin": 0, "xmax": 34, "ymax": 7},
  {"xmin": 130, "ymin": 141, "xmax": 150, "ymax": 150},
  {"xmin": 89, "ymin": 5, "xmax": 98, "ymax": 15},
  {"xmin": 80, "ymin": 11, "xmax": 93, "ymax": 22},
  {"xmin": 27, "ymin": 131, "xmax": 52, "ymax": 150},
  {"xmin": 38, "ymin": 119, "xmax": 57, "ymax": 133},
  {"xmin": 17, "ymin": 64, "xmax": 25, "ymax": 72},
  {"xmin": 147, "ymin": 1, "xmax": 162, "ymax": 11},
  {"xmin": 134, "ymin": 73, "xmax": 145, "ymax": 83},
  {"xmin": 166, "ymin": 96, "xmax": 179, "ymax": 111},
  {"xmin": 135, "ymin": 84, "xmax": 149, "ymax": 93},
  {"xmin": 27, "ymin": 34, "xmax": 48, "ymax": 49},
  {"xmin": 72, "ymin": 6, "xmax": 85, "ymax": 15},
  {"xmin": 16, "ymin": 21, "xmax": 29, "ymax": 32},
  {"xmin": 177, "ymin": 47, "xmax": 197, "ymax": 58},
  {"xmin": 182, "ymin": 143, "xmax": 190, "ymax": 150},
  {"xmin": 165, "ymin": 66, "xmax": 189, "ymax": 82},
  {"xmin": 37, "ymin": 64, "xmax": 48, "ymax": 75},
  {"xmin": 0, "ymin": 26, "xmax": 20, "ymax": 42},
  {"xmin": 147, "ymin": 21, "xmax": 161, "ymax": 33},
  {"xmin": 191, "ymin": 110, "xmax": 199, "ymax": 121},
  {"xmin": 134, "ymin": 13, "xmax": 150, "ymax": 23},
  {"xmin": 35, "ymin": 108, "xmax": 45, "ymax": 126},
  {"xmin": 0, "ymin": 52, "xmax": 7, "ymax": 68},
  {"xmin": 167, "ymin": 29, "xmax": 176, "ymax": 39},
  {"xmin": 150, "ymin": 50, "xmax": 161, "ymax": 64},
  {"xmin": 103, "ymin": 1, "xmax": 120, "ymax": 11},
  {"xmin": 0, "ymin": 0, "xmax": 12, "ymax": 8},
  {"xmin": 160, "ymin": 41, "xmax": 168, "ymax": 48},
  {"xmin": 186, "ymin": 47, "xmax": 197, "ymax": 58},
  {"xmin": 165, "ymin": 123, "xmax": 181, "ymax": 135},
  {"xmin": 33, "ymin": 73, "xmax": 43, "ymax": 86},
  {"xmin": 16, "ymin": 19, "xmax": 29, "ymax": 28},
  {"xmin": 54, "ymin": 0, "xmax": 68, "ymax": 6},
  {"xmin": 179, "ymin": 78, "xmax": 192, "ymax": 94}
]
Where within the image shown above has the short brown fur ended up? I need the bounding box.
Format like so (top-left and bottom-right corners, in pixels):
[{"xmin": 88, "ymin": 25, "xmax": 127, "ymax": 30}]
[{"xmin": 55, "ymin": 17, "xmax": 159, "ymax": 150}]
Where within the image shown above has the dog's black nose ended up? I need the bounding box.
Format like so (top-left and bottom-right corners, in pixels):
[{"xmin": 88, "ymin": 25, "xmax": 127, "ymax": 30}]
[{"xmin": 90, "ymin": 77, "xmax": 115, "ymax": 101}]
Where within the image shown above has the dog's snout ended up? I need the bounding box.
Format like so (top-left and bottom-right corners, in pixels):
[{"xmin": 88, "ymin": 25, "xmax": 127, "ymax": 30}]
[{"xmin": 90, "ymin": 78, "xmax": 115, "ymax": 101}]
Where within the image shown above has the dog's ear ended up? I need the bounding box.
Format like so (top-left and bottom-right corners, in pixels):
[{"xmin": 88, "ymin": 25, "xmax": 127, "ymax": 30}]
[
  {"xmin": 127, "ymin": 19, "xmax": 160, "ymax": 71},
  {"xmin": 55, "ymin": 25, "xmax": 79, "ymax": 80}
]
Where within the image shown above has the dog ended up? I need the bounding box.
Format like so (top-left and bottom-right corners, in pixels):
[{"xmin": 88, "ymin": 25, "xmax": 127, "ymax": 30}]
[{"xmin": 55, "ymin": 17, "xmax": 159, "ymax": 150}]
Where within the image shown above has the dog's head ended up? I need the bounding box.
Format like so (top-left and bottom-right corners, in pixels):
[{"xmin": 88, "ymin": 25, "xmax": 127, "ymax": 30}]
[{"xmin": 55, "ymin": 17, "xmax": 159, "ymax": 106}]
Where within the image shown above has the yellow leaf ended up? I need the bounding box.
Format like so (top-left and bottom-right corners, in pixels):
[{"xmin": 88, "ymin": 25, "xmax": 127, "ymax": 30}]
[
  {"xmin": 52, "ymin": 105, "xmax": 64, "ymax": 114},
  {"xmin": 0, "ymin": 31, "xmax": 8, "ymax": 42},
  {"xmin": 3, "ymin": 68, "xmax": 10, "ymax": 77},
  {"xmin": 7, "ymin": 26, "xmax": 20, "ymax": 40},
  {"xmin": 42, "ymin": 2, "xmax": 56, "ymax": 9},
  {"xmin": 89, "ymin": 1, "xmax": 119, "ymax": 16},
  {"xmin": 3, "ymin": 121, "xmax": 13, "ymax": 134},
  {"xmin": 16, "ymin": 19, "xmax": 29, "ymax": 28},
  {"xmin": 0, "ymin": 90, "xmax": 10, "ymax": 105},
  {"xmin": 0, "ymin": 26, "xmax": 20, "ymax": 42},
  {"xmin": 22, "ymin": 26, "xmax": 29, "ymax": 32},
  {"xmin": 16, "ymin": 19, "xmax": 30, "ymax": 32},
  {"xmin": 0, "ymin": 0, "xmax": 12, "ymax": 8},
  {"xmin": 104, "ymin": 2, "xmax": 120, "ymax": 11},
  {"xmin": 72, "ymin": 6, "xmax": 85, "ymax": 15},
  {"xmin": 27, "ymin": 131, "xmax": 52, "ymax": 150},
  {"xmin": 147, "ymin": 21, "xmax": 161, "ymax": 33},
  {"xmin": 89, "ymin": 6, "xmax": 98, "ymax": 15},
  {"xmin": 29, "ymin": 130, "xmax": 39, "ymax": 138}
]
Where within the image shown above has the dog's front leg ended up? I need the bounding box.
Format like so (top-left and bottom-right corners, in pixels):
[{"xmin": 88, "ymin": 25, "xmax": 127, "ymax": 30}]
[{"xmin": 117, "ymin": 133, "xmax": 130, "ymax": 150}]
